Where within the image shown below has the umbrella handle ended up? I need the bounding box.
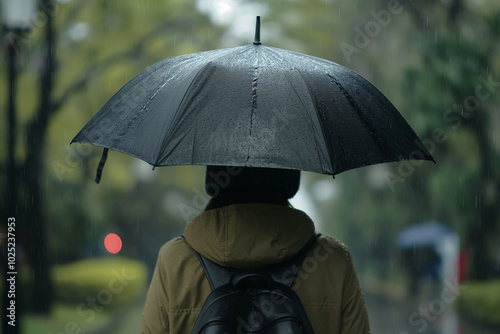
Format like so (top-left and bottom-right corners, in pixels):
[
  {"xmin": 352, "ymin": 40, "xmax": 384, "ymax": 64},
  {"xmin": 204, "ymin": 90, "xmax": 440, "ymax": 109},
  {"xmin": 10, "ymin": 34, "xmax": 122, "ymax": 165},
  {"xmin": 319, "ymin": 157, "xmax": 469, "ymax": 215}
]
[{"xmin": 253, "ymin": 16, "xmax": 261, "ymax": 45}]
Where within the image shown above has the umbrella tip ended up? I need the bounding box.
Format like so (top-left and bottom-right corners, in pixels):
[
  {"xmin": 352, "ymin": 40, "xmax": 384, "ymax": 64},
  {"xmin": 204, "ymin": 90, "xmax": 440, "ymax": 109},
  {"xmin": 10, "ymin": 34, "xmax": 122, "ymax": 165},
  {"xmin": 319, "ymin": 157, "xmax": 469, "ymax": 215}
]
[{"xmin": 253, "ymin": 16, "xmax": 261, "ymax": 45}]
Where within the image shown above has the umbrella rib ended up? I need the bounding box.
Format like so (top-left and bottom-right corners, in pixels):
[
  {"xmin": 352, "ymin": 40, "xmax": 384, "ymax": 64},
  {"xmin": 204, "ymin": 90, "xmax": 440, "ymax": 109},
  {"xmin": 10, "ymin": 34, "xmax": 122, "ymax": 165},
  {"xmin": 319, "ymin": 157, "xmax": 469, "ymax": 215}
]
[
  {"xmin": 326, "ymin": 73, "xmax": 394, "ymax": 164},
  {"xmin": 115, "ymin": 57, "xmax": 196, "ymax": 141},
  {"xmin": 265, "ymin": 47, "xmax": 334, "ymax": 174},
  {"xmin": 154, "ymin": 61, "xmax": 214, "ymax": 165},
  {"xmin": 155, "ymin": 47, "xmax": 249, "ymax": 165},
  {"xmin": 270, "ymin": 47, "xmax": 397, "ymax": 170},
  {"xmin": 246, "ymin": 45, "xmax": 261, "ymax": 162},
  {"xmin": 291, "ymin": 68, "xmax": 334, "ymax": 174}
]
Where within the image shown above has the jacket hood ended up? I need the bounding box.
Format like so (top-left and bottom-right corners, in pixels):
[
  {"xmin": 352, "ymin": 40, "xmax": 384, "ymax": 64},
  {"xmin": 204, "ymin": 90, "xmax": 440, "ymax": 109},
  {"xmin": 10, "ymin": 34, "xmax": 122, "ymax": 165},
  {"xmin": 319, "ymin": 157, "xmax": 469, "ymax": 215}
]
[{"xmin": 184, "ymin": 203, "xmax": 315, "ymax": 269}]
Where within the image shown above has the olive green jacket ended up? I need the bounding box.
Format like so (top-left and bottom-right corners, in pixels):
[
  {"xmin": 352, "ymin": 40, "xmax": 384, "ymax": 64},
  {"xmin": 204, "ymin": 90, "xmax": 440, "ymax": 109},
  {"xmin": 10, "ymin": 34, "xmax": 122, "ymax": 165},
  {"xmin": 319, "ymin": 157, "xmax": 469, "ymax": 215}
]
[{"xmin": 140, "ymin": 204, "xmax": 370, "ymax": 334}]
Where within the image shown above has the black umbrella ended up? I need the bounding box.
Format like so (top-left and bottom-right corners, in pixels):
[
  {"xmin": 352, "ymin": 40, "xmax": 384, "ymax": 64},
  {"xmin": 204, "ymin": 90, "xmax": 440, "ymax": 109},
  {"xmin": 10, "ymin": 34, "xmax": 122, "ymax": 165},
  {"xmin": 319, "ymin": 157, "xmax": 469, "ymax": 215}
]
[{"xmin": 72, "ymin": 17, "xmax": 434, "ymax": 183}]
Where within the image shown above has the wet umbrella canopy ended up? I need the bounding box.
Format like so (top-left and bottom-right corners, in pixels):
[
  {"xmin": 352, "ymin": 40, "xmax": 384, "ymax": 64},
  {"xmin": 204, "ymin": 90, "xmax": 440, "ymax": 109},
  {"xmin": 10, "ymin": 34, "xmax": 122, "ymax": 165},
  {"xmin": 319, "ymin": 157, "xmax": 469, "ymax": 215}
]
[{"xmin": 72, "ymin": 17, "xmax": 434, "ymax": 182}]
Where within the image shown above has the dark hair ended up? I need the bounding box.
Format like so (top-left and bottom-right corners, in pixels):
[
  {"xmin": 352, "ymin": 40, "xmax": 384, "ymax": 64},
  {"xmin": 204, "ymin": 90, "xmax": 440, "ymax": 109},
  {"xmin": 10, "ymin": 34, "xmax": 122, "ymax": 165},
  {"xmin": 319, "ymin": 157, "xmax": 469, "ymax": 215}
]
[
  {"xmin": 204, "ymin": 166, "xmax": 300, "ymax": 210},
  {"xmin": 205, "ymin": 187, "xmax": 291, "ymax": 210}
]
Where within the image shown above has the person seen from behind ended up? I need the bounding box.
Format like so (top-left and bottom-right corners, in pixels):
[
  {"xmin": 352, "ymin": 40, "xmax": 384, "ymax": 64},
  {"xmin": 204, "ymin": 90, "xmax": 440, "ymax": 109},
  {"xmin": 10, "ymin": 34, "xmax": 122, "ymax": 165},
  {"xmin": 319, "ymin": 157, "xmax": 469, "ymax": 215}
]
[{"xmin": 140, "ymin": 166, "xmax": 370, "ymax": 333}]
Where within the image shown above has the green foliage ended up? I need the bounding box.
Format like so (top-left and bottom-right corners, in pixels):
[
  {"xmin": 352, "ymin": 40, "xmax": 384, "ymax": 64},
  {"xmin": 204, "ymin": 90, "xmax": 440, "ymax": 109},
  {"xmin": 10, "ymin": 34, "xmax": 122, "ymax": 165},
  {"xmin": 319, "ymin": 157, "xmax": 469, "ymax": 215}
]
[
  {"xmin": 4, "ymin": 0, "xmax": 225, "ymax": 269},
  {"xmin": 263, "ymin": 0, "xmax": 500, "ymax": 281},
  {"xmin": 22, "ymin": 303, "xmax": 111, "ymax": 334},
  {"xmin": 457, "ymin": 279, "xmax": 500, "ymax": 327},
  {"xmin": 52, "ymin": 257, "xmax": 147, "ymax": 308}
]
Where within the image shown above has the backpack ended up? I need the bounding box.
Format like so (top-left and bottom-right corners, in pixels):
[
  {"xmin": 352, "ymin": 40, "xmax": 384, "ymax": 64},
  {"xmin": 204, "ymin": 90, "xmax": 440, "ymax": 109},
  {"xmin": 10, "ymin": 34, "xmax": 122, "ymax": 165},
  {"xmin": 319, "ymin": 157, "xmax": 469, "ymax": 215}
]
[{"xmin": 191, "ymin": 233, "xmax": 320, "ymax": 334}]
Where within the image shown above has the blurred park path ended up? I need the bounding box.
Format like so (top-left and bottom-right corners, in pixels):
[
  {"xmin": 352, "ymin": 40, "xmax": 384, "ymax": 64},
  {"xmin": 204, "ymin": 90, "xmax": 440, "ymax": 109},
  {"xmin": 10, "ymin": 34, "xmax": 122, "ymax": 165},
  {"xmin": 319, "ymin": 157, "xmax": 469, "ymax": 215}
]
[{"xmin": 364, "ymin": 292, "xmax": 499, "ymax": 334}]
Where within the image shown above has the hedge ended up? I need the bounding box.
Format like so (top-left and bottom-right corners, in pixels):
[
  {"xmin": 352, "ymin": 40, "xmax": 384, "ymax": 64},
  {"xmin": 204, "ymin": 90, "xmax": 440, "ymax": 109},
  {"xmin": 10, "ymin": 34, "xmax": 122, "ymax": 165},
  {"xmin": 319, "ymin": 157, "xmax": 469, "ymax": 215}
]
[
  {"xmin": 52, "ymin": 257, "xmax": 148, "ymax": 309},
  {"xmin": 457, "ymin": 279, "xmax": 500, "ymax": 328}
]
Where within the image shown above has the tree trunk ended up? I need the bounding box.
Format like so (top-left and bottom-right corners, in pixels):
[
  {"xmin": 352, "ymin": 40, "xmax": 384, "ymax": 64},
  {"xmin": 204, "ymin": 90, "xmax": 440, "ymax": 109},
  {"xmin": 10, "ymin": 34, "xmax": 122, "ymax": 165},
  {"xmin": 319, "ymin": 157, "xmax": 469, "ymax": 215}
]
[
  {"xmin": 2, "ymin": 28, "xmax": 22, "ymax": 334},
  {"xmin": 469, "ymin": 112, "xmax": 499, "ymax": 279},
  {"xmin": 21, "ymin": 0, "xmax": 56, "ymax": 313}
]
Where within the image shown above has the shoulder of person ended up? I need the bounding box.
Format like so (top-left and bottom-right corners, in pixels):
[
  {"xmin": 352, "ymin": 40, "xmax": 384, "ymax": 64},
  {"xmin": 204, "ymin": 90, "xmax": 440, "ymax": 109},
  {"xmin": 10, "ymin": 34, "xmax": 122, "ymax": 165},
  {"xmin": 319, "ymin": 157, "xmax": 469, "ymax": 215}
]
[
  {"xmin": 311, "ymin": 234, "xmax": 355, "ymax": 263},
  {"xmin": 157, "ymin": 236, "xmax": 194, "ymax": 259}
]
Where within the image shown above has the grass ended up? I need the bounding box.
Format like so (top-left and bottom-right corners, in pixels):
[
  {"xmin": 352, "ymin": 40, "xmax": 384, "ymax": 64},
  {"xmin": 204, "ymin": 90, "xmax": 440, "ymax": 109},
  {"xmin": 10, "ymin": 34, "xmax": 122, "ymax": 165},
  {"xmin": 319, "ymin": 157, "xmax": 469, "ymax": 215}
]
[
  {"xmin": 0, "ymin": 256, "xmax": 148, "ymax": 334},
  {"xmin": 457, "ymin": 279, "xmax": 500, "ymax": 328},
  {"xmin": 22, "ymin": 302, "xmax": 112, "ymax": 334},
  {"xmin": 22, "ymin": 297, "xmax": 146, "ymax": 334},
  {"xmin": 107, "ymin": 300, "xmax": 144, "ymax": 334}
]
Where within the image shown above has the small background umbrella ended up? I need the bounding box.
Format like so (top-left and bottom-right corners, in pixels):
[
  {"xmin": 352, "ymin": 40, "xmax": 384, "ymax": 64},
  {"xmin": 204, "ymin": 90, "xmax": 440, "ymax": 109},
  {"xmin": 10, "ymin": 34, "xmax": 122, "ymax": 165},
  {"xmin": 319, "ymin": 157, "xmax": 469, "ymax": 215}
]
[
  {"xmin": 72, "ymin": 17, "xmax": 434, "ymax": 182},
  {"xmin": 396, "ymin": 222, "xmax": 454, "ymax": 249},
  {"xmin": 397, "ymin": 222, "xmax": 460, "ymax": 293}
]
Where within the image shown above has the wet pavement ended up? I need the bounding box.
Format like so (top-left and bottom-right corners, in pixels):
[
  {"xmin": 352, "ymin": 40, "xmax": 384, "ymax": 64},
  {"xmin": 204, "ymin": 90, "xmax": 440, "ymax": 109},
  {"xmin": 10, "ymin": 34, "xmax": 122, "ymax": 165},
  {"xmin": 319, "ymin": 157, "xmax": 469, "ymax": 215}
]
[{"xmin": 364, "ymin": 292, "xmax": 499, "ymax": 334}]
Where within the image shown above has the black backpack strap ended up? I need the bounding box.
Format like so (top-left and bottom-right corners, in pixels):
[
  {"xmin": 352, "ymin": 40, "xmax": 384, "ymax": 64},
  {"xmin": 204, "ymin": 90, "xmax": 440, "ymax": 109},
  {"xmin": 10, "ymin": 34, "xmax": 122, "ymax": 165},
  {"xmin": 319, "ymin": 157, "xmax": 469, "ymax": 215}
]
[
  {"xmin": 194, "ymin": 252, "xmax": 239, "ymax": 290},
  {"xmin": 194, "ymin": 233, "xmax": 321, "ymax": 290}
]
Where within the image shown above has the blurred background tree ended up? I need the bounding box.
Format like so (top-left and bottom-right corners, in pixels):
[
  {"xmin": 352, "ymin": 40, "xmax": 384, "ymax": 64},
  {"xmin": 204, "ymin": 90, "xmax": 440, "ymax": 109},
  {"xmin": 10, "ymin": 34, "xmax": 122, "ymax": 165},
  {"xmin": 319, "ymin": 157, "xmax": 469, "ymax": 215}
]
[
  {"xmin": 400, "ymin": 0, "xmax": 500, "ymax": 280},
  {"xmin": 253, "ymin": 0, "xmax": 500, "ymax": 280},
  {"xmin": 1, "ymin": 0, "xmax": 222, "ymax": 322}
]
